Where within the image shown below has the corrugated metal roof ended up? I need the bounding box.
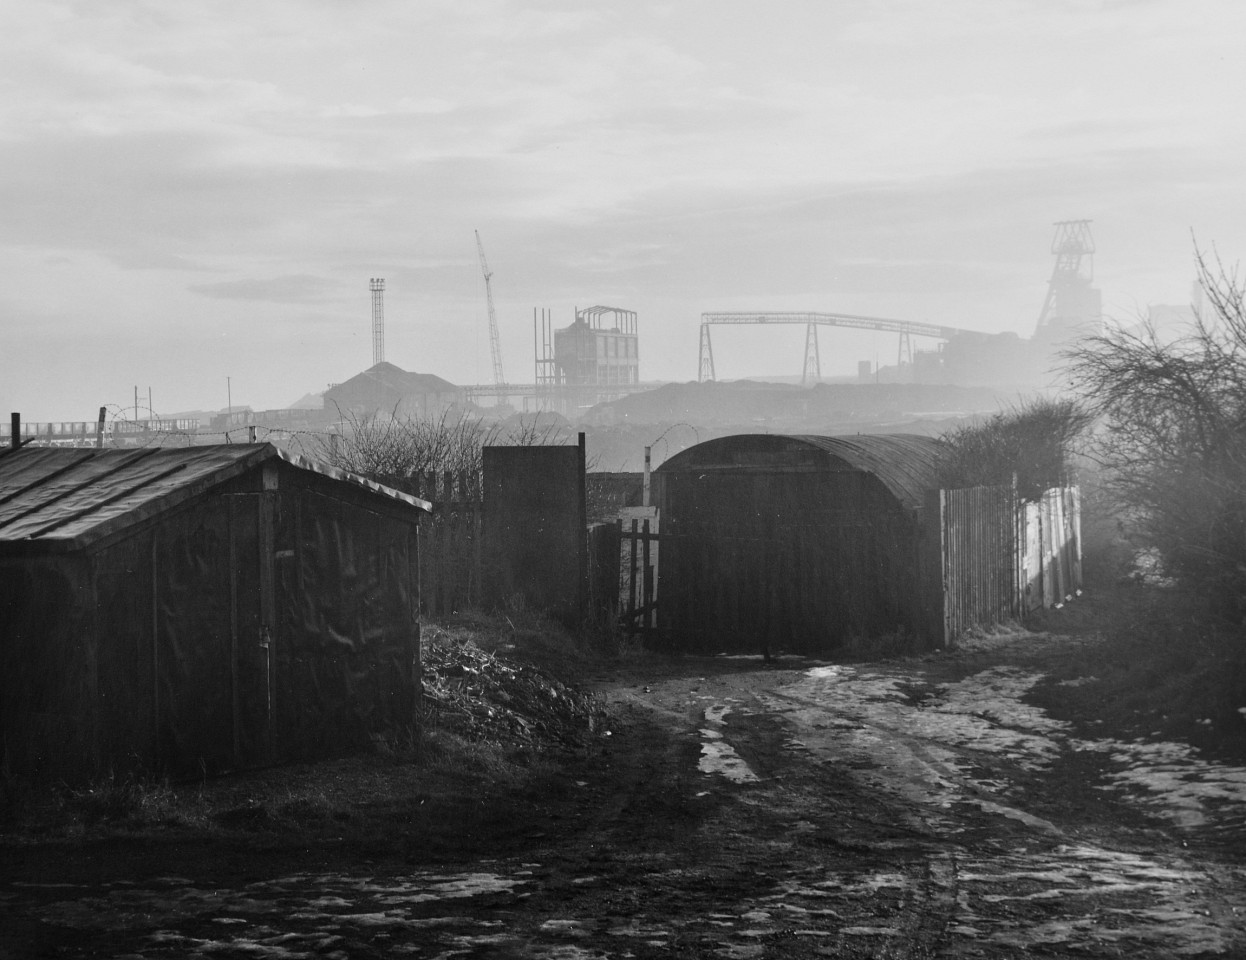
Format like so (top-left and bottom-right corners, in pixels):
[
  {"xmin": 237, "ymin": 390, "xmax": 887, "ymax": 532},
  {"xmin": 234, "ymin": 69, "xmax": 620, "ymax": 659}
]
[
  {"xmin": 791, "ymin": 435, "xmax": 942, "ymax": 511},
  {"xmin": 655, "ymin": 433, "xmax": 942, "ymax": 511},
  {"xmin": 0, "ymin": 443, "xmax": 430, "ymax": 552}
]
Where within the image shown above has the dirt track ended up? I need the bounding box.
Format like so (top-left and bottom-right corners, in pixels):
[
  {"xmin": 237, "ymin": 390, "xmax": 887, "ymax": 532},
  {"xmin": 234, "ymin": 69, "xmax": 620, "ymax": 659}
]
[{"xmin": 3, "ymin": 630, "xmax": 1246, "ymax": 958}]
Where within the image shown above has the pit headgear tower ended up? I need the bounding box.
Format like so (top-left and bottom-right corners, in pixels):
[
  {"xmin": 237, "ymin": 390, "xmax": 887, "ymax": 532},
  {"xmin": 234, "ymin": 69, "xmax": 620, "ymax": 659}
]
[{"xmin": 1034, "ymin": 220, "xmax": 1101, "ymax": 343}]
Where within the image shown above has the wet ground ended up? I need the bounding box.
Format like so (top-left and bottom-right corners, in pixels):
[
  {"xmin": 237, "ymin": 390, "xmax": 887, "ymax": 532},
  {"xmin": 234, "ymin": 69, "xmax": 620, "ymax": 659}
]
[{"xmin": 3, "ymin": 629, "xmax": 1245, "ymax": 958}]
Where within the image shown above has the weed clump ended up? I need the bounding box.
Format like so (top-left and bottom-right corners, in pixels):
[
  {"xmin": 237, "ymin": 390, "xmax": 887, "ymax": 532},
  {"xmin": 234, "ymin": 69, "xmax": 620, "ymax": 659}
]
[{"xmin": 1031, "ymin": 585, "xmax": 1246, "ymax": 761}]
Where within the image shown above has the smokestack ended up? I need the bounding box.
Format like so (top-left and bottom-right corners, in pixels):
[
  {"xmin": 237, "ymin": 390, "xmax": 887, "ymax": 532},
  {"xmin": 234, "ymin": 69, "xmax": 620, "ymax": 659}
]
[{"xmin": 370, "ymin": 278, "xmax": 386, "ymax": 367}]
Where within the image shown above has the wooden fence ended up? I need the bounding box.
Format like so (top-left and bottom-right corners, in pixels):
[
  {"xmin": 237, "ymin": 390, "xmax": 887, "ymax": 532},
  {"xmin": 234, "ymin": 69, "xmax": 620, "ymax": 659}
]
[
  {"xmin": 403, "ymin": 470, "xmax": 483, "ymax": 617},
  {"xmin": 403, "ymin": 468, "xmax": 1079, "ymax": 644},
  {"xmin": 618, "ymin": 515, "xmax": 659, "ymax": 636},
  {"xmin": 933, "ymin": 483, "xmax": 1081, "ymax": 645},
  {"xmin": 1019, "ymin": 487, "xmax": 1083, "ymax": 614}
]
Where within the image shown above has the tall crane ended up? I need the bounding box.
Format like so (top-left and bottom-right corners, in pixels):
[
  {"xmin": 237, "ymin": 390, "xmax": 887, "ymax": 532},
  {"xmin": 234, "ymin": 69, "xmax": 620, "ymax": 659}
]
[{"xmin": 474, "ymin": 229, "xmax": 506, "ymax": 387}]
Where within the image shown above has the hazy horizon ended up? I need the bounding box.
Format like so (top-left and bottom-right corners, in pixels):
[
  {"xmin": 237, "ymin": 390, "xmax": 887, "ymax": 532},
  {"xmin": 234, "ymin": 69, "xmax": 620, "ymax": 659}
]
[{"xmin": 4, "ymin": 1, "xmax": 1244, "ymax": 421}]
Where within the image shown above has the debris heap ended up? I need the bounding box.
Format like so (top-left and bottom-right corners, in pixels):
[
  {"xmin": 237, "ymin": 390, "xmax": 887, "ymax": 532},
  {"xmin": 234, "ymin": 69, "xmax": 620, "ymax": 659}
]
[{"xmin": 420, "ymin": 628, "xmax": 603, "ymax": 750}]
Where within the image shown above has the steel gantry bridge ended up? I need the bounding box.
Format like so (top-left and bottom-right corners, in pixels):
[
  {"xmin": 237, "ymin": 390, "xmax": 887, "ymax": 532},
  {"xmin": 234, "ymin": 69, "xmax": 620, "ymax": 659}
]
[{"xmin": 697, "ymin": 312, "xmax": 983, "ymax": 384}]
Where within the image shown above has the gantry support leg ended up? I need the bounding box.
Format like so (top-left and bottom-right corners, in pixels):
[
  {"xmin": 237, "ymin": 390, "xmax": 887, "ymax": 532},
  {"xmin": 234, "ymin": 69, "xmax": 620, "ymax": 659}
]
[
  {"xmin": 802, "ymin": 322, "xmax": 821, "ymax": 386},
  {"xmin": 698, "ymin": 323, "xmax": 716, "ymax": 382},
  {"xmin": 897, "ymin": 331, "xmax": 913, "ymax": 381}
]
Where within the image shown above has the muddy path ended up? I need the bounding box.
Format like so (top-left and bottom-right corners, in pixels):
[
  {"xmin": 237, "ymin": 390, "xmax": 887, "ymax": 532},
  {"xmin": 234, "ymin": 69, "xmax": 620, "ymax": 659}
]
[{"xmin": 3, "ymin": 632, "xmax": 1246, "ymax": 958}]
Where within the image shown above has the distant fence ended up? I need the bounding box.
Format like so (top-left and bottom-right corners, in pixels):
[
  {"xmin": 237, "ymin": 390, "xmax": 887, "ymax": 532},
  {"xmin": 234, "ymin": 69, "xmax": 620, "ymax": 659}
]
[
  {"xmin": 395, "ymin": 470, "xmax": 482, "ymax": 617},
  {"xmin": 932, "ymin": 484, "xmax": 1081, "ymax": 645},
  {"xmin": 408, "ymin": 470, "xmax": 1079, "ymax": 645},
  {"xmin": 353, "ymin": 448, "xmax": 598, "ymax": 622},
  {"xmin": 405, "ymin": 469, "xmax": 1079, "ymax": 646}
]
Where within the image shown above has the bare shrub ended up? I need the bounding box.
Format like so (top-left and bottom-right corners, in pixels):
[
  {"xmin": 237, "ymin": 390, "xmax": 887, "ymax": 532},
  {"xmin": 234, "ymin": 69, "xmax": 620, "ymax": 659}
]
[
  {"xmin": 1064, "ymin": 249, "xmax": 1246, "ymax": 618},
  {"xmin": 314, "ymin": 409, "xmax": 490, "ymax": 485},
  {"xmin": 313, "ymin": 409, "xmax": 580, "ymax": 488},
  {"xmin": 937, "ymin": 396, "xmax": 1091, "ymax": 501}
]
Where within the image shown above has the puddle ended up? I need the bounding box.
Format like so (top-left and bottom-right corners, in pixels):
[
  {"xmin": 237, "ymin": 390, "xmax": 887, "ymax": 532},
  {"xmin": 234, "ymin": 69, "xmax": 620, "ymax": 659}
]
[
  {"xmin": 698, "ymin": 703, "xmax": 760, "ymax": 783},
  {"xmin": 747, "ymin": 845, "xmax": 1244, "ymax": 955},
  {"xmin": 28, "ymin": 868, "xmax": 533, "ymax": 956},
  {"xmin": 952, "ymin": 845, "xmax": 1243, "ymax": 955},
  {"xmin": 1078, "ymin": 737, "xmax": 1246, "ymax": 828},
  {"xmin": 768, "ymin": 662, "xmax": 1246, "ymax": 836}
]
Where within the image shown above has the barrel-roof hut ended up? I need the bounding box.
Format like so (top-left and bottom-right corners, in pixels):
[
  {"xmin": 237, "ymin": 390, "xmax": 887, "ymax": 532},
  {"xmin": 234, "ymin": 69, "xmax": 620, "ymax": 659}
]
[
  {"xmin": 653, "ymin": 434, "xmax": 941, "ymax": 656},
  {"xmin": 0, "ymin": 443, "xmax": 430, "ymax": 782}
]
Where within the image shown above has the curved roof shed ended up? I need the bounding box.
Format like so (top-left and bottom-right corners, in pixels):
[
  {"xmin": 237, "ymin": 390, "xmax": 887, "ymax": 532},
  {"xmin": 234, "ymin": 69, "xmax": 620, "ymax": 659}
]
[{"xmin": 652, "ymin": 433, "xmax": 942, "ymax": 656}]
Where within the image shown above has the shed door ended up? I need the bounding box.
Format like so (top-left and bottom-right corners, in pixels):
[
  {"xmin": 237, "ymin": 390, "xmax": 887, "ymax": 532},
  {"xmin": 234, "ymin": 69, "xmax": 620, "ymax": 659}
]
[{"xmin": 226, "ymin": 492, "xmax": 275, "ymax": 768}]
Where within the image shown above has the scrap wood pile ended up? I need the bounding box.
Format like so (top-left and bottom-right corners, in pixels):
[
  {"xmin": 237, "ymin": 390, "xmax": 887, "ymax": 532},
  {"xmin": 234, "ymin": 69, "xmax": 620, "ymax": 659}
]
[{"xmin": 420, "ymin": 626, "xmax": 604, "ymax": 750}]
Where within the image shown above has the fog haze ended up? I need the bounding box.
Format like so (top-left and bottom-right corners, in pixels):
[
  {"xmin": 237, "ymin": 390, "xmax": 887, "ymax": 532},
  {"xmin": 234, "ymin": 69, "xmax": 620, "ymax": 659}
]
[{"xmin": 4, "ymin": 1, "xmax": 1244, "ymax": 420}]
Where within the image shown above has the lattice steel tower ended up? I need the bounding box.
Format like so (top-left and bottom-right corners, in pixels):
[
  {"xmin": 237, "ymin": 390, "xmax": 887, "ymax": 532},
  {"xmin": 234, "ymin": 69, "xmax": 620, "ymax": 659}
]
[
  {"xmin": 370, "ymin": 278, "xmax": 385, "ymax": 366},
  {"xmin": 1035, "ymin": 220, "xmax": 1100, "ymax": 339}
]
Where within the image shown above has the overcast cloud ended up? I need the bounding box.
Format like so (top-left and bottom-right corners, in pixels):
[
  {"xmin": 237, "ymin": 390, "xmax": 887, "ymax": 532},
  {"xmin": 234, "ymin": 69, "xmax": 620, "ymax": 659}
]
[{"xmin": 4, "ymin": 0, "xmax": 1244, "ymax": 419}]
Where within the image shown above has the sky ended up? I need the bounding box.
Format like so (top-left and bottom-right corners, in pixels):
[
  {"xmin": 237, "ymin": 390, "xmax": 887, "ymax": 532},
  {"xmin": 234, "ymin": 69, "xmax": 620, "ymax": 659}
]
[{"xmin": 4, "ymin": 0, "xmax": 1245, "ymax": 421}]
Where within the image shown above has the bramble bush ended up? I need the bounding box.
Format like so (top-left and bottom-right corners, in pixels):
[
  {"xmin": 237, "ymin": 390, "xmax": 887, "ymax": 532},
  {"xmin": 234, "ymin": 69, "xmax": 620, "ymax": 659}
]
[
  {"xmin": 1065, "ymin": 249, "xmax": 1246, "ymax": 621},
  {"xmin": 936, "ymin": 396, "xmax": 1092, "ymax": 501}
]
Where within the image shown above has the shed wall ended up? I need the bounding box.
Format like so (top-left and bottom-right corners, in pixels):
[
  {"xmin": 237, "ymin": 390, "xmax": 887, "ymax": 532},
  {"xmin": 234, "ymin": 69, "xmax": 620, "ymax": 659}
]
[
  {"xmin": 0, "ymin": 466, "xmax": 420, "ymax": 782},
  {"xmin": 0, "ymin": 556, "xmax": 98, "ymax": 782}
]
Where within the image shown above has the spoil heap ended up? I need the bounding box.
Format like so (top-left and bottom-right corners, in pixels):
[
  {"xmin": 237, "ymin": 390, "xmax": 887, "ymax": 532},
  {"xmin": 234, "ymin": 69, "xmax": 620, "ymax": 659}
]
[{"xmin": 420, "ymin": 624, "xmax": 604, "ymax": 751}]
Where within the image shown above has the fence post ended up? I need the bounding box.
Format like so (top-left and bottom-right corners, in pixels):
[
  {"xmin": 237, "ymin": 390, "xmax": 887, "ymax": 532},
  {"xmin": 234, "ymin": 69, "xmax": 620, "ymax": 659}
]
[
  {"xmin": 627, "ymin": 519, "xmax": 639, "ymax": 630},
  {"xmin": 938, "ymin": 489, "xmax": 951, "ymax": 646},
  {"xmin": 471, "ymin": 493, "xmax": 482, "ymax": 609},
  {"xmin": 643, "ymin": 445, "xmax": 651, "ymax": 507},
  {"xmin": 642, "ymin": 518, "xmax": 653, "ymax": 632},
  {"xmin": 577, "ymin": 432, "xmax": 588, "ymax": 624}
]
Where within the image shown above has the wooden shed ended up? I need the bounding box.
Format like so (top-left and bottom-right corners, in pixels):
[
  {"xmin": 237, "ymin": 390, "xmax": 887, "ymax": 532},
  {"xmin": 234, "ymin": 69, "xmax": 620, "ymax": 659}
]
[
  {"xmin": 653, "ymin": 433, "xmax": 941, "ymax": 656},
  {"xmin": 0, "ymin": 443, "xmax": 430, "ymax": 783}
]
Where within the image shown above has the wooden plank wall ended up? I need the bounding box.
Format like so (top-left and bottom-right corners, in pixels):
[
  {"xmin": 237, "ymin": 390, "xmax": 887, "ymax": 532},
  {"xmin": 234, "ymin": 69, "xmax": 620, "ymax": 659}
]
[
  {"xmin": 1017, "ymin": 486, "xmax": 1082, "ymax": 617},
  {"xmin": 939, "ymin": 484, "xmax": 1017, "ymax": 643},
  {"xmin": 940, "ymin": 484, "xmax": 1083, "ymax": 646},
  {"xmin": 586, "ymin": 522, "xmax": 621, "ymax": 627},
  {"xmin": 654, "ymin": 470, "xmax": 926, "ymax": 656},
  {"xmin": 408, "ymin": 470, "xmax": 482, "ymax": 617}
]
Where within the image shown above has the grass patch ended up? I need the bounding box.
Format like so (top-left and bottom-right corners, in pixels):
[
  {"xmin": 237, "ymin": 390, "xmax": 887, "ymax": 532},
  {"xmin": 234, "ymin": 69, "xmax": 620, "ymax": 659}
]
[{"xmin": 1027, "ymin": 583, "xmax": 1246, "ymax": 760}]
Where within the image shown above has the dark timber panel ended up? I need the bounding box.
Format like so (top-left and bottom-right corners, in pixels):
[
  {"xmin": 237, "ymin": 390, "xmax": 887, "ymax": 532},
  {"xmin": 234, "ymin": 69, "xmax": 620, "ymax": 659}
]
[
  {"xmin": 483, "ymin": 438, "xmax": 587, "ymax": 624},
  {"xmin": 654, "ymin": 434, "xmax": 937, "ymax": 656}
]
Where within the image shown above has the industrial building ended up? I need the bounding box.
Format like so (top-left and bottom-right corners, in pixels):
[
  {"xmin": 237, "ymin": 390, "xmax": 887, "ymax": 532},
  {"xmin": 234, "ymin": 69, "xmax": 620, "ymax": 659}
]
[{"xmin": 536, "ymin": 305, "xmax": 639, "ymax": 396}]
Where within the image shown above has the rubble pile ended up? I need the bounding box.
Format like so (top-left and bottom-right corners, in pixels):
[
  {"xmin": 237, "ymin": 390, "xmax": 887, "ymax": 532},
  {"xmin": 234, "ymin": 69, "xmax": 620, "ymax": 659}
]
[{"xmin": 420, "ymin": 627, "xmax": 603, "ymax": 750}]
